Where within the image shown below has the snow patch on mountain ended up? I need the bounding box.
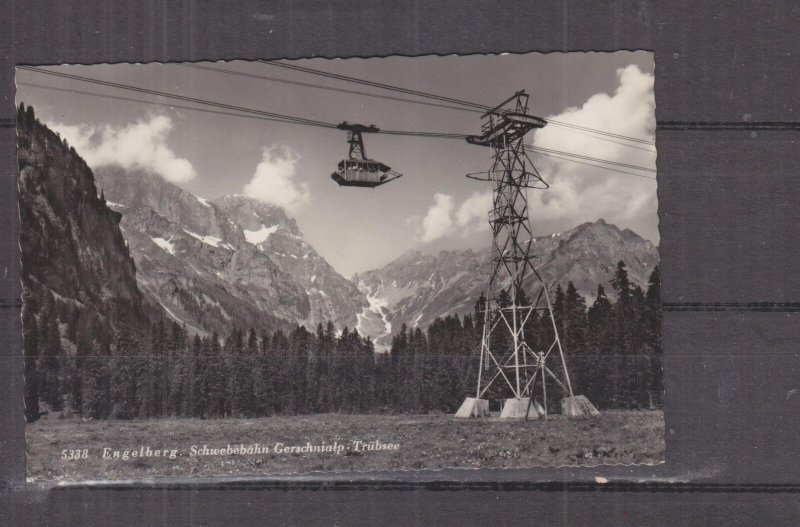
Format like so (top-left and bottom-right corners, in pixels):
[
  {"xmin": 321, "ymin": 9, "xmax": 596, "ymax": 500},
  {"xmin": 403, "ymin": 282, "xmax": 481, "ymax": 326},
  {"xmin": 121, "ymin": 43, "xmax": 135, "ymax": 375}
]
[
  {"xmin": 152, "ymin": 236, "xmax": 175, "ymax": 255},
  {"xmin": 182, "ymin": 229, "xmax": 234, "ymax": 250},
  {"xmin": 355, "ymin": 280, "xmax": 393, "ymax": 351},
  {"xmin": 244, "ymin": 224, "xmax": 279, "ymax": 245}
]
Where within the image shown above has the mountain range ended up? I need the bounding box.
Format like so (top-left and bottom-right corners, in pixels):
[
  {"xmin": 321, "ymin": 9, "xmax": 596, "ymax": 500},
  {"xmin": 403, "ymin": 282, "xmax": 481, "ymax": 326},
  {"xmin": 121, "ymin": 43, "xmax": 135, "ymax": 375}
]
[
  {"xmin": 95, "ymin": 168, "xmax": 658, "ymax": 349},
  {"xmin": 94, "ymin": 167, "xmax": 366, "ymax": 337},
  {"xmin": 356, "ymin": 219, "xmax": 658, "ymax": 348},
  {"xmin": 20, "ymin": 116, "xmax": 658, "ymax": 349}
]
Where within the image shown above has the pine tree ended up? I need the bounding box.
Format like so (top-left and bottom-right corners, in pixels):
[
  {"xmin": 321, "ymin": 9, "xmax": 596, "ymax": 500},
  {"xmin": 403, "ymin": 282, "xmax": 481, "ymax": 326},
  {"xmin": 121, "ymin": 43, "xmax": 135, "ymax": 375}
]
[
  {"xmin": 611, "ymin": 261, "xmax": 633, "ymax": 354},
  {"xmin": 244, "ymin": 328, "xmax": 259, "ymax": 415},
  {"xmin": 253, "ymin": 331, "xmax": 273, "ymax": 416},
  {"xmin": 357, "ymin": 334, "xmax": 377, "ymax": 412},
  {"xmin": 554, "ymin": 282, "xmax": 587, "ymax": 406},
  {"xmin": 552, "ymin": 284, "xmax": 566, "ymax": 335},
  {"xmin": 110, "ymin": 319, "xmax": 137, "ymax": 419},
  {"xmin": 410, "ymin": 327, "xmax": 429, "ymax": 412},
  {"xmin": 35, "ymin": 293, "xmax": 55, "ymax": 413},
  {"xmin": 153, "ymin": 321, "xmax": 169, "ymax": 417},
  {"xmin": 206, "ymin": 332, "xmax": 227, "ymax": 417},
  {"xmin": 41, "ymin": 315, "xmax": 64, "ymax": 412},
  {"xmin": 645, "ymin": 266, "xmax": 662, "ymax": 345},
  {"xmin": 332, "ymin": 327, "xmax": 347, "ymax": 412},
  {"xmin": 22, "ymin": 294, "xmax": 41, "ymax": 423},
  {"xmin": 644, "ymin": 266, "xmax": 664, "ymax": 408},
  {"xmin": 68, "ymin": 312, "xmax": 90, "ymax": 415},
  {"xmin": 166, "ymin": 323, "xmax": 188, "ymax": 417},
  {"xmin": 587, "ymin": 284, "xmax": 614, "ymax": 408},
  {"xmin": 306, "ymin": 324, "xmax": 324, "ymax": 414},
  {"xmin": 137, "ymin": 322, "xmax": 167, "ymax": 418},
  {"xmin": 309, "ymin": 323, "xmax": 331, "ymax": 412},
  {"xmin": 629, "ymin": 285, "xmax": 648, "ymax": 408},
  {"xmin": 608, "ymin": 261, "xmax": 646, "ymax": 408},
  {"xmin": 228, "ymin": 328, "xmax": 255, "ymax": 417},
  {"xmin": 564, "ymin": 282, "xmax": 588, "ymax": 353},
  {"xmin": 269, "ymin": 329, "xmax": 290, "ymax": 414},
  {"xmin": 25, "ymin": 104, "xmax": 36, "ymax": 127},
  {"xmin": 82, "ymin": 341, "xmax": 109, "ymax": 420},
  {"xmin": 285, "ymin": 326, "xmax": 310, "ymax": 414},
  {"xmin": 186, "ymin": 334, "xmax": 204, "ymax": 417}
]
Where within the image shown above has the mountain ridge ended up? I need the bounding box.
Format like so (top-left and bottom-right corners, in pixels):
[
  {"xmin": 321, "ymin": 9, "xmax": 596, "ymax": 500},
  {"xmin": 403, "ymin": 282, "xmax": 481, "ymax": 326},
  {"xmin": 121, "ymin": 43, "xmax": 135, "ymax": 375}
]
[
  {"xmin": 18, "ymin": 108, "xmax": 148, "ymax": 341},
  {"xmin": 357, "ymin": 218, "xmax": 659, "ymax": 348},
  {"xmin": 95, "ymin": 167, "xmax": 366, "ymax": 336},
  {"xmin": 92, "ymin": 164, "xmax": 657, "ymax": 350}
]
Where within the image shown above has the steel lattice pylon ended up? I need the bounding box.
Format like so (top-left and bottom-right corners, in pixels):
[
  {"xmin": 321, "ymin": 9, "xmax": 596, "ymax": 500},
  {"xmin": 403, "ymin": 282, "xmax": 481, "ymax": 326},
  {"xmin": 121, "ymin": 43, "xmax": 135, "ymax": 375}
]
[{"xmin": 456, "ymin": 91, "xmax": 595, "ymax": 420}]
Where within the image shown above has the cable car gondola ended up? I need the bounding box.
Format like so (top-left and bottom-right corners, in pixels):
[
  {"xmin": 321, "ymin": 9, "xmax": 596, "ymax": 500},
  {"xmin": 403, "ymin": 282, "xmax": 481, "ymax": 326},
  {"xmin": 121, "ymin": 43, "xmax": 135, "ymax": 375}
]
[{"xmin": 331, "ymin": 122, "xmax": 402, "ymax": 188}]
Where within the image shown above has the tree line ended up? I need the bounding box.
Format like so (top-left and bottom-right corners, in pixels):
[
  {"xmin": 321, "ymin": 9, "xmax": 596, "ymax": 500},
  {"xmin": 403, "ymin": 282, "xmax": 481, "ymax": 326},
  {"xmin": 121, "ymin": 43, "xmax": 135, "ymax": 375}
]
[{"xmin": 23, "ymin": 261, "xmax": 662, "ymax": 422}]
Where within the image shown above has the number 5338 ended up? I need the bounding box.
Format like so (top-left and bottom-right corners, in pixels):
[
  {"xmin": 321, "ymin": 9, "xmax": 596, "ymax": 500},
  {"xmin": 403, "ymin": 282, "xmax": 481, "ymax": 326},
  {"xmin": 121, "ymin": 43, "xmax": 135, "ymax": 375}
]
[{"xmin": 61, "ymin": 449, "xmax": 88, "ymax": 460}]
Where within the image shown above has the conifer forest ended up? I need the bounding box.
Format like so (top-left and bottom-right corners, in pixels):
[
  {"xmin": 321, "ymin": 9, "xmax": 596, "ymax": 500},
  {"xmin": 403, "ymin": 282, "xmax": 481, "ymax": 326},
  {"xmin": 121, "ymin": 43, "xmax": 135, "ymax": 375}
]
[{"xmin": 23, "ymin": 262, "xmax": 662, "ymax": 422}]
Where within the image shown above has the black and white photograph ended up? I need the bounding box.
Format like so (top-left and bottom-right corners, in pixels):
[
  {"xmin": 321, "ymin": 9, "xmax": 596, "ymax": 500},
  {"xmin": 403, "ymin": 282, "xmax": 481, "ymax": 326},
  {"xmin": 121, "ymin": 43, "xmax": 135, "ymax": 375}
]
[{"xmin": 17, "ymin": 51, "xmax": 663, "ymax": 481}]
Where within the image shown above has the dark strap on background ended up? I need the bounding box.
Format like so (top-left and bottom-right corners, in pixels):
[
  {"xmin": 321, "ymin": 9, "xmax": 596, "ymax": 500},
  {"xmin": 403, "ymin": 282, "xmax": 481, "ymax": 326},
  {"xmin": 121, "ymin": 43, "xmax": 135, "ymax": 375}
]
[{"xmin": 658, "ymin": 121, "xmax": 800, "ymax": 131}]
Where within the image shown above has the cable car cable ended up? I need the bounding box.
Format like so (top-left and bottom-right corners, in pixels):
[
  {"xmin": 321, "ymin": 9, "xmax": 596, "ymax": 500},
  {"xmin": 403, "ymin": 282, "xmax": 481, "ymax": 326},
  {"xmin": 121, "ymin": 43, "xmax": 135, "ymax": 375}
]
[
  {"xmin": 22, "ymin": 65, "xmax": 656, "ymax": 152},
  {"xmin": 546, "ymin": 120, "xmax": 655, "ymax": 145},
  {"xmin": 18, "ymin": 69, "xmax": 657, "ymax": 177},
  {"xmin": 16, "ymin": 82, "xmax": 330, "ymax": 128},
  {"xmin": 378, "ymin": 130, "xmax": 468, "ymax": 139},
  {"xmin": 378, "ymin": 128, "xmax": 656, "ymax": 173},
  {"xmin": 21, "ymin": 64, "xmax": 656, "ymax": 149},
  {"xmin": 259, "ymin": 60, "xmax": 492, "ymax": 111},
  {"xmin": 529, "ymin": 151, "xmax": 656, "ymax": 180},
  {"xmin": 180, "ymin": 63, "xmax": 482, "ymax": 114},
  {"xmin": 16, "ymin": 66, "xmax": 339, "ymax": 129},
  {"xmin": 259, "ymin": 60, "xmax": 656, "ymax": 146},
  {"xmin": 546, "ymin": 130, "xmax": 656, "ymax": 152},
  {"xmin": 192, "ymin": 63, "xmax": 655, "ymax": 151},
  {"xmin": 529, "ymin": 146, "xmax": 656, "ymax": 173}
]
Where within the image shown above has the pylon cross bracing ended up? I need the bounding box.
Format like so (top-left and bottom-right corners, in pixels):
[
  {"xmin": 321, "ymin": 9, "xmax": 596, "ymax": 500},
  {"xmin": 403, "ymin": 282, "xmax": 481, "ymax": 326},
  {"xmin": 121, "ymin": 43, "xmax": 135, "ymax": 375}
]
[{"xmin": 461, "ymin": 91, "xmax": 581, "ymax": 419}]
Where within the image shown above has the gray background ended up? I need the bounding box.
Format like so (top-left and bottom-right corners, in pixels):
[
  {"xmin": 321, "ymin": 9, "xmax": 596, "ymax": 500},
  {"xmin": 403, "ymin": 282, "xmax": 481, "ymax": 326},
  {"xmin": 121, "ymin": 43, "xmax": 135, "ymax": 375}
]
[{"xmin": 1, "ymin": 0, "xmax": 799, "ymax": 524}]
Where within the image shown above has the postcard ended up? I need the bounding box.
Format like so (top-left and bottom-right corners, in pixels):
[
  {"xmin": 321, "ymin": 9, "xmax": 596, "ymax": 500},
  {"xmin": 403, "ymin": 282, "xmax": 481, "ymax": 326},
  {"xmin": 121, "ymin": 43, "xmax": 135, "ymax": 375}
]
[{"xmin": 17, "ymin": 51, "xmax": 662, "ymax": 481}]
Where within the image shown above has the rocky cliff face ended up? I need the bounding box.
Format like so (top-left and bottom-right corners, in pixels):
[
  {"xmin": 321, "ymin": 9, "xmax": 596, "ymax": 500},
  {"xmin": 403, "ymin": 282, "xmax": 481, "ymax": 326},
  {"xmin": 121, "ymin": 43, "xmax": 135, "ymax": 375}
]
[
  {"xmin": 94, "ymin": 168, "xmax": 366, "ymax": 335},
  {"xmin": 519, "ymin": 218, "xmax": 658, "ymax": 298},
  {"xmin": 18, "ymin": 110, "xmax": 146, "ymax": 333},
  {"xmin": 214, "ymin": 195, "xmax": 365, "ymax": 330},
  {"xmin": 358, "ymin": 219, "xmax": 659, "ymax": 349}
]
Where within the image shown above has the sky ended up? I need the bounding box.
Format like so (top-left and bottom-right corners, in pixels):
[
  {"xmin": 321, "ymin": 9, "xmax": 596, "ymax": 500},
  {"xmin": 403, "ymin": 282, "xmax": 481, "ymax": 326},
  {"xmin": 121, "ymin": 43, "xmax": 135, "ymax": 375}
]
[{"xmin": 16, "ymin": 52, "xmax": 657, "ymax": 276}]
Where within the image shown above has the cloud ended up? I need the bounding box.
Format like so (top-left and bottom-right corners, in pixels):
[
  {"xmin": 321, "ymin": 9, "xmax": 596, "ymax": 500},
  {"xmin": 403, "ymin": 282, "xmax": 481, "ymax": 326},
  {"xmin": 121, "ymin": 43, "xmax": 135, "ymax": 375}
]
[
  {"xmin": 421, "ymin": 193, "xmax": 454, "ymax": 243},
  {"xmin": 528, "ymin": 64, "xmax": 658, "ymax": 241},
  {"xmin": 243, "ymin": 145, "xmax": 310, "ymax": 213},
  {"xmin": 416, "ymin": 65, "xmax": 658, "ymax": 246},
  {"xmin": 49, "ymin": 115, "xmax": 196, "ymax": 183},
  {"xmin": 420, "ymin": 191, "xmax": 492, "ymax": 243},
  {"xmin": 455, "ymin": 191, "xmax": 493, "ymax": 231}
]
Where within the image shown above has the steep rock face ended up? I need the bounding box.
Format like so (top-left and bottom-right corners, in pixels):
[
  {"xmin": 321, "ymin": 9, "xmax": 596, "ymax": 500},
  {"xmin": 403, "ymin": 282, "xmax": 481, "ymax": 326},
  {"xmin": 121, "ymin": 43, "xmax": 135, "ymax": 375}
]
[
  {"xmin": 18, "ymin": 113, "xmax": 145, "ymax": 331},
  {"xmin": 95, "ymin": 168, "xmax": 365, "ymax": 335},
  {"xmin": 354, "ymin": 249, "xmax": 486, "ymax": 349},
  {"xmin": 522, "ymin": 218, "xmax": 658, "ymax": 299},
  {"xmin": 215, "ymin": 195, "xmax": 365, "ymax": 330},
  {"xmin": 358, "ymin": 219, "xmax": 659, "ymax": 348}
]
